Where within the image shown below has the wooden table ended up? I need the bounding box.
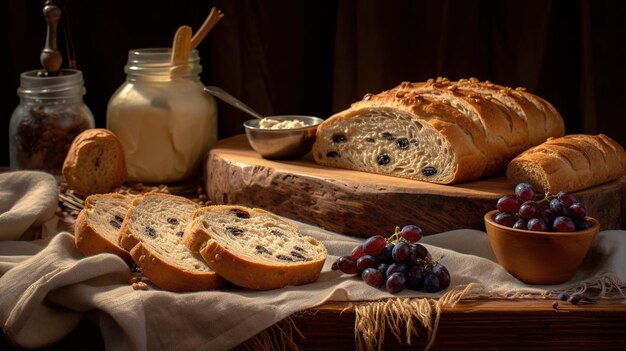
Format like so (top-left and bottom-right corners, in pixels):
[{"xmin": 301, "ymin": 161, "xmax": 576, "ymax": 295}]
[
  {"xmin": 295, "ymin": 299, "xmax": 626, "ymax": 350},
  {"xmin": 3, "ymin": 298, "xmax": 625, "ymax": 350}
]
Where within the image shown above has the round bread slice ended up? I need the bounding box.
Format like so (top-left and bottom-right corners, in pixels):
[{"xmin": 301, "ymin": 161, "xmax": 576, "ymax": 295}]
[
  {"xmin": 74, "ymin": 193, "xmax": 134, "ymax": 265},
  {"xmin": 62, "ymin": 128, "xmax": 127, "ymax": 196},
  {"xmin": 118, "ymin": 193, "xmax": 225, "ymax": 292},
  {"xmin": 183, "ymin": 205, "xmax": 328, "ymax": 290}
]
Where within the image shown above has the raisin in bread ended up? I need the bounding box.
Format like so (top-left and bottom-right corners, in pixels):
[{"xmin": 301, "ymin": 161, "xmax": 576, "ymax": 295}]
[
  {"xmin": 74, "ymin": 193, "xmax": 134, "ymax": 265},
  {"xmin": 312, "ymin": 77, "xmax": 565, "ymax": 184},
  {"xmin": 118, "ymin": 193, "xmax": 225, "ymax": 292},
  {"xmin": 183, "ymin": 205, "xmax": 327, "ymax": 290},
  {"xmin": 62, "ymin": 128, "xmax": 127, "ymax": 196},
  {"xmin": 507, "ymin": 134, "xmax": 626, "ymax": 193}
]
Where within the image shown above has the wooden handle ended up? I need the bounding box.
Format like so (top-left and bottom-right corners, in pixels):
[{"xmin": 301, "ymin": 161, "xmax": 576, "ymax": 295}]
[
  {"xmin": 171, "ymin": 25, "xmax": 193, "ymax": 65},
  {"xmin": 190, "ymin": 7, "xmax": 224, "ymax": 49},
  {"xmin": 40, "ymin": 2, "xmax": 63, "ymax": 74}
]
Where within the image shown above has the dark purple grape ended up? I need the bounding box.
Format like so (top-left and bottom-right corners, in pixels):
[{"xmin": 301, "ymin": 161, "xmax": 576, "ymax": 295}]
[
  {"xmin": 405, "ymin": 265, "xmax": 425, "ymax": 290},
  {"xmin": 379, "ymin": 243, "xmax": 395, "ymax": 263},
  {"xmin": 392, "ymin": 241, "xmax": 411, "ymax": 263},
  {"xmin": 386, "ymin": 263, "xmax": 407, "ymax": 276},
  {"xmin": 363, "ymin": 235, "xmax": 387, "ymax": 256},
  {"xmin": 512, "ymin": 219, "xmax": 527, "ymax": 229},
  {"xmin": 351, "ymin": 244, "xmax": 366, "ymax": 259},
  {"xmin": 377, "ymin": 263, "xmax": 390, "ymax": 279},
  {"xmin": 518, "ymin": 200, "xmax": 539, "ymax": 220},
  {"xmin": 497, "ymin": 195, "xmax": 522, "ymax": 213},
  {"xmin": 539, "ymin": 207, "xmax": 553, "ymax": 223},
  {"xmin": 400, "ymin": 225, "xmax": 423, "ymax": 243},
  {"xmin": 337, "ymin": 256, "xmax": 358, "ymax": 274},
  {"xmin": 557, "ymin": 191, "xmax": 578, "ymax": 207},
  {"xmin": 568, "ymin": 294, "xmax": 581, "ymax": 305},
  {"xmin": 549, "ymin": 199, "xmax": 569, "ymax": 217},
  {"xmin": 495, "ymin": 212, "xmax": 516, "ymax": 227},
  {"xmin": 331, "ymin": 260, "xmax": 339, "ymax": 271},
  {"xmin": 386, "ymin": 272, "xmax": 406, "ymax": 293},
  {"xmin": 362, "ymin": 268, "xmax": 384, "ymax": 288},
  {"xmin": 527, "ymin": 217, "xmax": 548, "ymax": 231},
  {"xmin": 515, "ymin": 183, "xmax": 536, "ymax": 202},
  {"xmin": 574, "ymin": 219, "xmax": 593, "ymax": 231},
  {"xmin": 422, "ymin": 271, "xmax": 441, "ymax": 292},
  {"xmin": 552, "ymin": 216, "xmax": 575, "ymax": 232},
  {"xmin": 356, "ymin": 255, "xmax": 379, "ymax": 272},
  {"xmin": 432, "ymin": 263, "xmax": 451, "ymax": 290},
  {"xmin": 568, "ymin": 202, "xmax": 587, "ymax": 219},
  {"xmin": 409, "ymin": 243, "xmax": 430, "ymax": 262}
]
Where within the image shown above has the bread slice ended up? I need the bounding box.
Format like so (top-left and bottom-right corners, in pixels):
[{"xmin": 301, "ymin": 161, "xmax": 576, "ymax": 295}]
[
  {"xmin": 62, "ymin": 128, "xmax": 127, "ymax": 196},
  {"xmin": 74, "ymin": 193, "xmax": 134, "ymax": 265},
  {"xmin": 312, "ymin": 77, "xmax": 564, "ymax": 184},
  {"xmin": 118, "ymin": 193, "xmax": 225, "ymax": 292},
  {"xmin": 506, "ymin": 134, "xmax": 626, "ymax": 193},
  {"xmin": 184, "ymin": 205, "xmax": 327, "ymax": 290}
]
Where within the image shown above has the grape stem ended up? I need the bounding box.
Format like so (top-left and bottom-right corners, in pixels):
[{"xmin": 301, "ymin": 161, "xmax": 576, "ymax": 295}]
[{"xmin": 386, "ymin": 226, "xmax": 404, "ymax": 244}]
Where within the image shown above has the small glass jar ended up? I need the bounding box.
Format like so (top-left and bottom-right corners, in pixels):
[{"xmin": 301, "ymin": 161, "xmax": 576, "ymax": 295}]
[
  {"xmin": 9, "ymin": 69, "xmax": 95, "ymax": 175},
  {"xmin": 107, "ymin": 48, "xmax": 217, "ymax": 184}
]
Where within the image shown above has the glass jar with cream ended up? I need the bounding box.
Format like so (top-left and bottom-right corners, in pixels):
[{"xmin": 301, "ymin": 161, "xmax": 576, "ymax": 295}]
[{"xmin": 107, "ymin": 48, "xmax": 217, "ymax": 184}]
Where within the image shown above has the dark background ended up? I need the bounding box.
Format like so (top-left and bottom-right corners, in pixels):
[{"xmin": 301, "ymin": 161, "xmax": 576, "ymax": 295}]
[{"xmin": 3, "ymin": 0, "xmax": 626, "ymax": 168}]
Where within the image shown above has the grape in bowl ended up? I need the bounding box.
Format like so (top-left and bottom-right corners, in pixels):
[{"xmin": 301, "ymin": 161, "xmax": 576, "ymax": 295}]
[{"xmin": 484, "ymin": 209, "xmax": 599, "ymax": 285}]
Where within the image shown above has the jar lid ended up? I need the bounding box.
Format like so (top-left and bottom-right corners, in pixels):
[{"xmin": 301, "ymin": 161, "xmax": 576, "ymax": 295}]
[{"xmin": 17, "ymin": 69, "xmax": 86, "ymax": 98}]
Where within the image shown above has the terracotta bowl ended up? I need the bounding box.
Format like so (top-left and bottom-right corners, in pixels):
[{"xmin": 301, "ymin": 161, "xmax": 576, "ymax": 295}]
[{"xmin": 484, "ymin": 210, "xmax": 600, "ymax": 285}]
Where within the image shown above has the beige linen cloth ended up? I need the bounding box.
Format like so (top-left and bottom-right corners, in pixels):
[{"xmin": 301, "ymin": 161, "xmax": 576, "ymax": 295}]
[{"xmin": 1, "ymin": 170, "xmax": 625, "ymax": 350}]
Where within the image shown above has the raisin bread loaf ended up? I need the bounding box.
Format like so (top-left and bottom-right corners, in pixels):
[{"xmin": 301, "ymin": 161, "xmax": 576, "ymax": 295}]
[
  {"xmin": 506, "ymin": 134, "xmax": 626, "ymax": 193},
  {"xmin": 118, "ymin": 193, "xmax": 225, "ymax": 292},
  {"xmin": 312, "ymin": 77, "xmax": 565, "ymax": 184},
  {"xmin": 183, "ymin": 205, "xmax": 327, "ymax": 290},
  {"xmin": 62, "ymin": 128, "xmax": 127, "ymax": 196},
  {"xmin": 74, "ymin": 193, "xmax": 134, "ymax": 265}
]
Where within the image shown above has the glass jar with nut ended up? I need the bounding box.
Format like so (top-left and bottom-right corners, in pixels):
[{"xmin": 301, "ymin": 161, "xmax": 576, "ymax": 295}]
[{"xmin": 9, "ymin": 69, "xmax": 95, "ymax": 175}]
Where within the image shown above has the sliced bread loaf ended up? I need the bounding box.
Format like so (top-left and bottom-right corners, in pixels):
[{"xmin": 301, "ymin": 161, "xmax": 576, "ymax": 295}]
[
  {"xmin": 118, "ymin": 193, "xmax": 225, "ymax": 292},
  {"xmin": 312, "ymin": 77, "xmax": 564, "ymax": 184},
  {"xmin": 74, "ymin": 193, "xmax": 133, "ymax": 265},
  {"xmin": 184, "ymin": 205, "xmax": 327, "ymax": 290},
  {"xmin": 62, "ymin": 128, "xmax": 127, "ymax": 196},
  {"xmin": 506, "ymin": 134, "xmax": 626, "ymax": 193}
]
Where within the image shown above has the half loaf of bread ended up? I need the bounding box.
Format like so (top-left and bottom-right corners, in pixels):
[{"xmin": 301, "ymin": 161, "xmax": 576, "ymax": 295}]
[
  {"xmin": 184, "ymin": 205, "xmax": 327, "ymax": 290},
  {"xmin": 74, "ymin": 193, "xmax": 134, "ymax": 265},
  {"xmin": 118, "ymin": 193, "xmax": 225, "ymax": 292},
  {"xmin": 62, "ymin": 128, "xmax": 127, "ymax": 196},
  {"xmin": 312, "ymin": 77, "xmax": 564, "ymax": 184},
  {"xmin": 506, "ymin": 134, "xmax": 626, "ymax": 193}
]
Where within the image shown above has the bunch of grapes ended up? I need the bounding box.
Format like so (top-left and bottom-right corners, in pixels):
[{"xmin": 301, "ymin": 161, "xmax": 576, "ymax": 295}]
[
  {"xmin": 331, "ymin": 225, "xmax": 451, "ymax": 294},
  {"xmin": 494, "ymin": 183, "xmax": 592, "ymax": 232}
]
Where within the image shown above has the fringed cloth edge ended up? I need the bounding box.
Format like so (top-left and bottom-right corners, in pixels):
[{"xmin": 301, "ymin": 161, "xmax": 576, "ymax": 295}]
[
  {"xmin": 234, "ymin": 316, "xmax": 304, "ymax": 351},
  {"xmin": 354, "ymin": 283, "xmax": 476, "ymax": 351}
]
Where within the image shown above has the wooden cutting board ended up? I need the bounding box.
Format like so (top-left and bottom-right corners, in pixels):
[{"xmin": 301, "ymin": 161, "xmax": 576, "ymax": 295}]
[{"xmin": 205, "ymin": 135, "xmax": 626, "ymax": 237}]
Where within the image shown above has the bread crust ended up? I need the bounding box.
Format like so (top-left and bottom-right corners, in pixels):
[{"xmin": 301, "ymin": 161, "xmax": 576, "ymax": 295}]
[
  {"xmin": 74, "ymin": 193, "xmax": 133, "ymax": 265},
  {"xmin": 62, "ymin": 128, "xmax": 127, "ymax": 196},
  {"xmin": 507, "ymin": 134, "xmax": 626, "ymax": 193},
  {"xmin": 184, "ymin": 205, "xmax": 327, "ymax": 290},
  {"xmin": 130, "ymin": 242, "xmax": 225, "ymax": 292},
  {"xmin": 313, "ymin": 77, "xmax": 565, "ymax": 184}
]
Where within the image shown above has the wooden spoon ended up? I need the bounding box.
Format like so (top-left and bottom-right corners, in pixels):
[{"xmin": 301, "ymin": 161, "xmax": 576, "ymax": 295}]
[
  {"xmin": 170, "ymin": 25, "xmax": 193, "ymax": 65},
  {"xmin": 191, "ymin": 7, "xmax": 224, "ymax": 49}
]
